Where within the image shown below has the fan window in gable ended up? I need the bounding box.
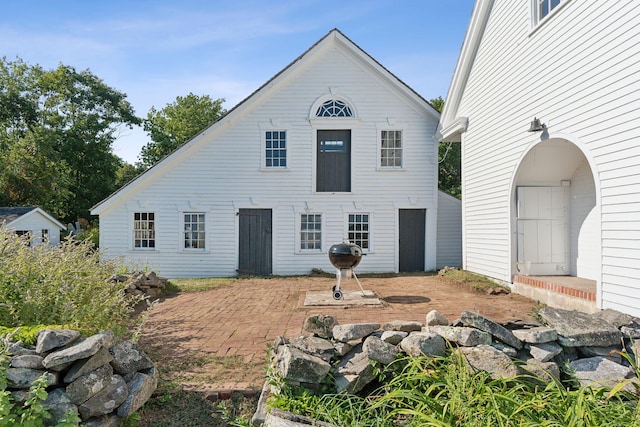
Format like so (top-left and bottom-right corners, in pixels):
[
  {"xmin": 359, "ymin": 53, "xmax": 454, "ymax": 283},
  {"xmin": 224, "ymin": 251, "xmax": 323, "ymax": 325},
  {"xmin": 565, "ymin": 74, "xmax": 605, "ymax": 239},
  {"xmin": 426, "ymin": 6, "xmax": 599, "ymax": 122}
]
[{"xmin": 316, "ymin": 100, "xmax": 352, "ymax": 117}]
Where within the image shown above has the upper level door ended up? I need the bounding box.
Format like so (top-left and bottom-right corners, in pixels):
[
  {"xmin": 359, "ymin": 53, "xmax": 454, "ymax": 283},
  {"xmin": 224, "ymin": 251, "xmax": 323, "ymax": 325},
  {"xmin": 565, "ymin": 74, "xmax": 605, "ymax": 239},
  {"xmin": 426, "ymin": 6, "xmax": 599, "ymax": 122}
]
[{"xmin": 317, "ymin": 130, "xmax": 351, "ymax": 192}]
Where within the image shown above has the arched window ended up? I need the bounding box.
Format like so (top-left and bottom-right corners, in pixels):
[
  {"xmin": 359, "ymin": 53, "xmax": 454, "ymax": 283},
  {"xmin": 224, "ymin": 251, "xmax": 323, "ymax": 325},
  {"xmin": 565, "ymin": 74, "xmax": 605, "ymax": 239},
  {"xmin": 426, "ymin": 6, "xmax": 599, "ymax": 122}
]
[{"xmin": 316, "ymin": 99, "xmax": 353, "ymax": 118}]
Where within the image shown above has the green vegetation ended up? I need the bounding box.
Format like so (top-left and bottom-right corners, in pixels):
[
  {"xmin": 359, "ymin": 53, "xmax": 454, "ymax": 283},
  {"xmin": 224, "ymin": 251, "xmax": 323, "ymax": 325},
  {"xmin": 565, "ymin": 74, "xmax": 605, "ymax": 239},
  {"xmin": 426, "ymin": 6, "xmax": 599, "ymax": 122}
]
[
  {"xmin": 271, "ymin": 353, "xmax": 640, "ymax": 426},
  {"xmin": 440, "ymin": 268, "xmax": 509, "ymax": 292},
  {"xmin": 0, "ymin": 226, "xmax": 143, "ymax": 335},
  {"xmin": 164, "ymin": 277, "xmax": 238, "ymax": 295}
]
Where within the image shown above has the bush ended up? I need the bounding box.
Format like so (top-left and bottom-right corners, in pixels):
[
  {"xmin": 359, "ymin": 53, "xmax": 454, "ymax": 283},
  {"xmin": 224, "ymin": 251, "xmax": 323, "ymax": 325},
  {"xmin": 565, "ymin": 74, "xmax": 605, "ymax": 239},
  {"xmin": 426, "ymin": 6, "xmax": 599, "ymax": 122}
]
[{"xmin": 0, "ymin": 226, "xmax": 142, "ymax": 335}]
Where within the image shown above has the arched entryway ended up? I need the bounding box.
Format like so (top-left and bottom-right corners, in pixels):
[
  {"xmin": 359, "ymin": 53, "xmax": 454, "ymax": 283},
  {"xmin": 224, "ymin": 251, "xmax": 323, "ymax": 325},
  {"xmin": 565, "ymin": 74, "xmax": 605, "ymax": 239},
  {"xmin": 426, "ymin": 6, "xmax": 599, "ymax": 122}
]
[{"xmin": 510, "ymin": 138, "xmax": 600, "ymax": 283}]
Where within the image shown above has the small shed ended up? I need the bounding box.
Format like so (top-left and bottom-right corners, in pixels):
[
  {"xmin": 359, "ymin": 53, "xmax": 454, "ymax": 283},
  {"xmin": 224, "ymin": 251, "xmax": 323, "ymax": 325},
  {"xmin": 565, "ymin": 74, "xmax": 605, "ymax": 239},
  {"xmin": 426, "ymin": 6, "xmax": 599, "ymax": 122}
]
[{"xmin": 0, "ymin": 207, "xmax": 66, "ymax": 246}]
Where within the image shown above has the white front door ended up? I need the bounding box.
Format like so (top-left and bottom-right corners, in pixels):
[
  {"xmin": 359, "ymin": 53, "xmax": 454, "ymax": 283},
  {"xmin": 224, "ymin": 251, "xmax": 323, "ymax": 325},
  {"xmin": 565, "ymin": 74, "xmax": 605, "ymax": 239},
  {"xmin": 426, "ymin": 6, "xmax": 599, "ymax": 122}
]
[{"xmin": 516, "ymin": 186, "xmax": 569, "ymax": 275}]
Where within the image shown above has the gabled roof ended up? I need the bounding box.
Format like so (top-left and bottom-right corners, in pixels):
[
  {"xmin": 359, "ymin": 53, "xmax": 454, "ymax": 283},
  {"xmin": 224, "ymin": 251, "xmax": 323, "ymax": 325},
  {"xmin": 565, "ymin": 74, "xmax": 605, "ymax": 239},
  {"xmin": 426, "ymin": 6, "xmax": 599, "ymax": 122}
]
[
  {"xmin": 0, "ymin": 206, "xmax": 66, "ymax": 230},
  {"xmin": 438, "ymin": 0, "xmax": 494, "ymax": 142},
  {"xmin": 91, "ymin": 28, "xmax": 440, "ymax": 215}
]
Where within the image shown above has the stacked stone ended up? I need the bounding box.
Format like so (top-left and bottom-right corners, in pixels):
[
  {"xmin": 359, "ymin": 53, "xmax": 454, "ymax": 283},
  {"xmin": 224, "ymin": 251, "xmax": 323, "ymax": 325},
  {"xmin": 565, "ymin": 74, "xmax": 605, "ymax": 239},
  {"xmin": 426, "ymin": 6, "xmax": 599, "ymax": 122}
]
[
  {"xmin": 111, "ymin": 271, "xmax": 168, "ymax": 298},
  {"xmin": 258, "ymin": 307, "xmax": 640, "ymax": 426},
  {"xmin": 5, "ymin": 329, "xmax": 157, "ymax": 426}
]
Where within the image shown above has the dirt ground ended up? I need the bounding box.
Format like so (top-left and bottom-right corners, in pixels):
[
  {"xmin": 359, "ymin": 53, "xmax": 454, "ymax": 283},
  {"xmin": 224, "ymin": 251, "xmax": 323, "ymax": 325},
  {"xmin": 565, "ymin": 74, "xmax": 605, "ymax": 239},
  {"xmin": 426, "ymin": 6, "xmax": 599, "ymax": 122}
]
[{"xmin": 138, "ymin": 274, "xmax": 538, "ymax": 393}]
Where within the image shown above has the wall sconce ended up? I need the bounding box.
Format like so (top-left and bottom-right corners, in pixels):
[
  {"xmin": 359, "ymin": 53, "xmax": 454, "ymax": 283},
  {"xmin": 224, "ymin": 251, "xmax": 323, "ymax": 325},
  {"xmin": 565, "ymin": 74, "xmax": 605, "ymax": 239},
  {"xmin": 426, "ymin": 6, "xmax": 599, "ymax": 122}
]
[{"xmin": 527, "ymin": 117, "xmax": 544, "ymax": 132}]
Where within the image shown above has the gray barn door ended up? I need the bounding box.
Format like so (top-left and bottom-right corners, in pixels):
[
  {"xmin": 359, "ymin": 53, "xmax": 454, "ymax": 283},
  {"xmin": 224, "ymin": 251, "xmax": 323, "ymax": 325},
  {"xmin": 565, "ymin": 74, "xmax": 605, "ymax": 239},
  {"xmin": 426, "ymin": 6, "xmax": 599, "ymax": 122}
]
[
  {"xmin": 238, "ymin": 209, "xmax": 272, "ymax": 276},
  {"xmin": 317, "ymin": 130, "xmax": 351, "ymax": 192},
  {"xmin": 399, "ymin": 209, "xmax": 426, "ymax": 272}
]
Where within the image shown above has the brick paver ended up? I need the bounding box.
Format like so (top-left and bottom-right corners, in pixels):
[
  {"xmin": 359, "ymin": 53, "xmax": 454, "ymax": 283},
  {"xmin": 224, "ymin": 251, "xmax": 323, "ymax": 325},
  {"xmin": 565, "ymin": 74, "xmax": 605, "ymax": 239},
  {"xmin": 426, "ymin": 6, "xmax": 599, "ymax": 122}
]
[{"xmin": 139, "ymin": 274, "xmax": 537, "ymax": 391}]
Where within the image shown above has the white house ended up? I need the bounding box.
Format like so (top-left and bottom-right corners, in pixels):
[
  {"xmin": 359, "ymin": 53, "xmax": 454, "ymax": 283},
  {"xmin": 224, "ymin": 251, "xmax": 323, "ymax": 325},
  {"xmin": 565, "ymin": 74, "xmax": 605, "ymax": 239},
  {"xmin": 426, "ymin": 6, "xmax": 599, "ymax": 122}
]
[
  {"xmin": 439, "ymin": 1, "xmax": 640, "ymax": 316},
  {"xmin": 92, "ymin": 29, "xmax": 461, "ymax": 278},
  {"xmin": 0, "ymin": 206, "xmax": 66, "ymax": 246}
]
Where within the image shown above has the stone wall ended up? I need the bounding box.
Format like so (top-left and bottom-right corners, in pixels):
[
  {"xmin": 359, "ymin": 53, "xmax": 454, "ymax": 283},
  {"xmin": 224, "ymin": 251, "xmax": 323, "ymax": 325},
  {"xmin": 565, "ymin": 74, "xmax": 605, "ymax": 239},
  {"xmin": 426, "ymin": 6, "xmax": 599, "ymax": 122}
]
[
  {"xmin": 255, "ymin": 307, "xmax": 640, "ymax": 426},
  {"xmin": 5, "ymin": 329, "xmax": 157, "ymax": 426},
  {"xmin": 111, "ymin": 271, "xmax": 168, "ymax": 299}
]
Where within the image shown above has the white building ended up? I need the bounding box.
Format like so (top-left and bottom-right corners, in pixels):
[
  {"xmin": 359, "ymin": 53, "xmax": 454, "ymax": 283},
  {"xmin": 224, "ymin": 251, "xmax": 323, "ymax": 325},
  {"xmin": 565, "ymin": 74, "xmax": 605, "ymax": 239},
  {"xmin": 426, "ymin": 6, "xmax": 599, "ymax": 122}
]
[
  {"xmin": 92, "ymin": 29, "xmax": 461, "ymax": 278},
  {"xmin": 440, "ymin": 1, "xmax": 640, "ymax": 316},
  {"xmin": 0, "ymin": 206, "xmax": 66, "ymax": 246}
]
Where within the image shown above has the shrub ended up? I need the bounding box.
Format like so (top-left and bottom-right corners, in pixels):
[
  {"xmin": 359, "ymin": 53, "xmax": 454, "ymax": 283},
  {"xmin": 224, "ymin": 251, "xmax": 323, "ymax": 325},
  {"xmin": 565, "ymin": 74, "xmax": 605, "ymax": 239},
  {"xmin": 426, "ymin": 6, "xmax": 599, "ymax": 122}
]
[{"xmin": 0, "ymin": 226, "xmax": 142, "ymax": 335}]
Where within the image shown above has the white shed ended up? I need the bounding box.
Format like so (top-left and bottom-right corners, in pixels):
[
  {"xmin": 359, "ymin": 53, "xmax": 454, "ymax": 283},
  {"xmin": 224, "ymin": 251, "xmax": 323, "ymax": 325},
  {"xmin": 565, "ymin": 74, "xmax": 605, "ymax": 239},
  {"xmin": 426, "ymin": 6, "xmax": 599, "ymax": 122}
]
[
  {"xmin": 92, "ymin": 29, "xmax": 461, "ymax": 278},
  {"xmin": 440, "ymin": 1, "xmax": 640, "ymax": 316},
  {"xmin": 0, "ymin": 206, "xmax": 66, "ymax": 246}
]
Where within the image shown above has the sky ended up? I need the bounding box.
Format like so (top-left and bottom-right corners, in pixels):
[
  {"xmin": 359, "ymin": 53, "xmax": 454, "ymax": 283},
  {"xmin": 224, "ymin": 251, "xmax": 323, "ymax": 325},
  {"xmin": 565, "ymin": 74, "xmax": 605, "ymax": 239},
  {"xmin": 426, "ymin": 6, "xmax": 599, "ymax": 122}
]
[{"xmin": 1, "ymin": 0, "xmax": 475, "ymax": 164}]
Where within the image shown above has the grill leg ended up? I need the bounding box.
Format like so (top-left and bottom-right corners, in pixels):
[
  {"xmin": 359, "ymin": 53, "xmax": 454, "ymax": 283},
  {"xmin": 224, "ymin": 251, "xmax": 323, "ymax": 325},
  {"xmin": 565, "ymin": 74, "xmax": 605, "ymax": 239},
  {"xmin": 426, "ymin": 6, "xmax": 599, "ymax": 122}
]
[
  {"xmin": 351, "ymin": 271, "xmax": 366, "ymax": 296},
  {"xmin": 333, "ymin": 269, "xmax": 343, "ymax": 300}
]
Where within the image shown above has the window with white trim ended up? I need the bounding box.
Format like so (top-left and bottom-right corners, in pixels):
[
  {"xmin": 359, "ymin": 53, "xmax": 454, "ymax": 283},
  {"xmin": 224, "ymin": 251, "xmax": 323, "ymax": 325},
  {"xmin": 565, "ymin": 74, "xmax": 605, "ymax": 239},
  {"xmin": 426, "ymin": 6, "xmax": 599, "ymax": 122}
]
[
  {"xmin": 348, "ymin": 213, "xmax": 369, "ymax": 250},
  {"xmin": 184, "ymin": 213, "xmax": 205, "ymax": 249},
  {"xmin": 300, "ymin": 214, "xmax": 322, "ymax": 251},
  {"xmin": 533, "ymin": 0, "xmax": 562, "ymax": 25},
  {"xmin": 133, "ymin": 212, "xmax": 155, "ymax": 249},
  {"xmin": 380, "ymin": 130, "xmax": 403, "ymax": 168},
  {"xmin": 265, "ymin": 131, "xmax": 286, "ymax": 168},
  {"xmin": 316, "ymin": 99, "xmax": 352, "ymax": 117}
]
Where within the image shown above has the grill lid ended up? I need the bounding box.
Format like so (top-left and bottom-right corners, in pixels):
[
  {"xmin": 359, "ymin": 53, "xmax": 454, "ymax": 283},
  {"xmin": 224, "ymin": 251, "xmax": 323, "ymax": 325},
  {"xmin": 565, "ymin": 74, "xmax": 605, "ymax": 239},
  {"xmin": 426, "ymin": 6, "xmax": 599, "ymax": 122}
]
[{"xmin": 328, "ymin": 241, "xmax": 363, "ymax": 269}]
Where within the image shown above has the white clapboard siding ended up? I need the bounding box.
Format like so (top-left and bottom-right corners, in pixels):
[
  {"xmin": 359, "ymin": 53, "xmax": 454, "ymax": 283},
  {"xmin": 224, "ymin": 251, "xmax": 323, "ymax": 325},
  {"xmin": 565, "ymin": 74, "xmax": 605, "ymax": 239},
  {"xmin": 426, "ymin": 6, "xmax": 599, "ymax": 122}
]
[
  {"xmin": 442, "ymin": 1, "xmax": 640, "ymax": 315},
  {"xmin": 436, "ymin": 191, "xmax": 462, "ymax": 268},
  {"xmin": 94, "ymin": 30, "xmax": 455, "ymax": 278}
]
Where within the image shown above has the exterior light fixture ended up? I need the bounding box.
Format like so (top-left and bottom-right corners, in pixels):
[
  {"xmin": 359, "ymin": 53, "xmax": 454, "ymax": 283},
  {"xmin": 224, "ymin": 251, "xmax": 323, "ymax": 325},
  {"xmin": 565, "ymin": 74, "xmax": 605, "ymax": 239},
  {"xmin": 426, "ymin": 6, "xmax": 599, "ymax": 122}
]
[{"xmin": 527, "ymin": 117, "xmax": 544, "ymax": 132}]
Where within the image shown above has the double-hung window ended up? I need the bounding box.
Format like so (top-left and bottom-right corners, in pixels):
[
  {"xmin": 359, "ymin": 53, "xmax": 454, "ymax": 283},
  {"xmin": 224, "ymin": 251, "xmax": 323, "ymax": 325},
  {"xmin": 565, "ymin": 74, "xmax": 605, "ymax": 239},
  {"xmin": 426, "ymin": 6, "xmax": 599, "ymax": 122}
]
[
  {"xmin": 348, "ymin": 214, "xmax": 370, "ymax": 250},
  {"xmin": 300, "ymin": 214, "xmax": 322, "ymax": 251},
  {"xmin": 265, "ymin": 131, "xmax": 286, "ymax": 168},
  {"xmin": 133, "ymin": 212, "xmax": 155, "ymax": 249},
  {"xmin": 380, "ymin": 130, "xmax": 402, "ymax": 168},
  {"xmin": 184, "ymin": 213, "xmax": 205, "ymax": 249}
]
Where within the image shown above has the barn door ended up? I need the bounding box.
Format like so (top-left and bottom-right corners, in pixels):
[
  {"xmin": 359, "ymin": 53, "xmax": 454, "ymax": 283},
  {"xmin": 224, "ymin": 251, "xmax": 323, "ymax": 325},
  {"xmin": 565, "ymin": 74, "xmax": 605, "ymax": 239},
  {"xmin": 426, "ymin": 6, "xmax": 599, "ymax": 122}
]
[
  {"xmin": 238, "ymin": 209, "xmax": 272, "ymax": 276},
  {"xmin": 399, "ymin": 209, "xmax": 426, "ymax": 272},
  {"xmin": 516, "ymin": 187, "xmax": 569, "ymax": 275},
  {"xmin": 316, "ymin": 130, "xmax": 351, "ymax": 192}
]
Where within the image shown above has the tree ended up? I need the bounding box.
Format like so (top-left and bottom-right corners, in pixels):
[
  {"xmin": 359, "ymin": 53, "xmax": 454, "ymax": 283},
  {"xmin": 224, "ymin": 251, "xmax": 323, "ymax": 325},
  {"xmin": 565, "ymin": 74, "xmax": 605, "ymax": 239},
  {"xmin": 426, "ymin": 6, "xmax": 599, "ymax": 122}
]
[
  {"xmin": 139, "ymin": 93, "xmax": 226, "ymax": 168},
  {"xmin": 0, "ymin": 57, "xmax": 141, "ymax": 222},
  {"xmin": 430, "ymin": 96, "xmax": 461, "ymax": 199}
]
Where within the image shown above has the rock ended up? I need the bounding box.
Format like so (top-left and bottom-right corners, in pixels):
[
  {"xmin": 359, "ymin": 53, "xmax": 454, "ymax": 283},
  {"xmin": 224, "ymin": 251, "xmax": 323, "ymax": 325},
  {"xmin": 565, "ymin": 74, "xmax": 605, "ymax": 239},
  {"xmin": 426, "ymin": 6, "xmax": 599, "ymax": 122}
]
[
  {"xmin": 78, "ymin": 375, "xmax": 129, "ymax": 420},
  {"xmin": 521, "ymin": 359, "xmax": 560, "ymax": 384},
  {"xmin": 491, "ymin": 342, "xmax": 518, "ymax": 357},
  {"xmin": 333, "ymin": 341, "xmax": 354, "ymax": 357},
  {"xmin": 66, "ymin": 364, "xmax": 114, "ymax": 405},
  {"xmin": 380, "ymin": 330, "xmax": 407, "ymax": 345},
  {"xmin": 399, "ymin": 332, "xmax": 446, "ymax": 358},
  {"xmin": 383, "ymin": 320, "xmax": 422, "ymax": 332},
  {"xmin": 425, "ymin": 310, "xmax": 449, "ymax": 326},
  {"xmin": 458, "ymin": 345, "xmax": 521, "ymax": 379},
  {"xmin": 528, "ymin": 342, "xmax": 563, "ymax": 362},
  {"xmin": 109, "ymin": 340, "xmax": 154, "ymax": 375},
  {"xmin": 431, "ymin": 326, "xmax": 492, "ymax": 347},
  {"xmin": 512, "ymin": 327, "xmax": 558, "ymax": 344},
  {"xmin": 304, "ymin": 315, "xmax": 337, "ymax": 339},
  {"xmin": 276, "ymin": 345, "xmax": 331, "ymax": 384},
  {"xmin": 539, "ymin": 307, "xmax": 622, "ymax": 347},
  {"xmin": 363, "ymin": 336, "xmax": 399, "ymax": 364},
  {"xmin": 6, "ymin": 368, "xmax": 58, "ymax": 389},
  {"xmin": 42, "ymin": 388, "xmax": 78, "ymax": 426},
  {"xmin": 36, "ymin": 329, "xmax": 81, "ymax": 354},
  {"xmin": 117, "ymin": 369, "xmax": 158, "ymax": 417},
  {"xmin": 84, "ymin": 414, "xmax": 121, "ymax": 427},
  {"xmin": 8, "ymin": 341, "xmax": 39, "ymax": 357},
  {"xmin": 332, "ymin": 323, "xmax": 380, "ymax": 342},
  {"xmin": 620, "ymin": 325, "xmax": 640, "ymax": 339},
  {"xmin": 334, "ymin": 346, "xmax": 376, "ymax": 394},
  {"xmin": 578, "ymin": 346, "xmax": 623, "ymax": 364},
  {"xmin": 43, "ymin": 332, "xmax": 114, "ymax": 369},
  {"xmin": 264, "ymin": 408, "xmax": 336, "ymax": 427},
  {"xmin": 9, "ymin": 354, "xmax": 44, "ymax": 369},
  {"xmin": 64, "ymin": 347, "xmax": 114, "ymax": 383},
  {"xmin": 460, "ymin": 311, "xmax": 523, "ymax": 350},
  {"xmin": 595, "ymin": 309, "xmax": 634, "ymax": 328},
  {"xmin": 570, "ymin": 357, "xmax": 635, "ymax": 390},
  {"xmin": 289, "ymin": 336, "xmax": 335, "ymax": 362}
]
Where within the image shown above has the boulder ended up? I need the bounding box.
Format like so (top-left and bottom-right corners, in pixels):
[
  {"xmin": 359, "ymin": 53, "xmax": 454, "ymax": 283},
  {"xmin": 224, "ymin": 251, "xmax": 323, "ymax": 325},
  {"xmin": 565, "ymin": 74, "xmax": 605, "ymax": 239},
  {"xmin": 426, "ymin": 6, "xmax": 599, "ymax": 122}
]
[
  {"xmin": 66, "ymin": 364, "xmax": 114, "ymax": 405},
  {"xmin": 512, "ymin": 327, "xmax": 558, "ymax": 344},
  {"xmin": 109, "ymin": 340, "xmax": 154, "ymax": 375},
  {"xmin": 528, "ymin": 342, "xmax": 563, "ymax": 362},
  {"xmin": 458, "ymin": 345, "xmax": 521, "ymax": 379},
  {"xmin": 9, "ymin": 354, "xmax": 44, "ymax": 369},
  {"xmin": 78, "ymin": 375, "xmax": 129, "ymax": 420},
  {"xmin": 334, "ymin": 346, "xmax": 376, "ymax": 394},
  {"xmin": 64, "ymin": 347, "xmax": 114, "ymax": 383},
  {"xmin": 521, "ymin": 359, "xmax": 560, "ymax": 384},
  {"xmin": 383, "ymin": 320, "xmax": 422, "ymax": 332},
  {"xmin": 304, "ymin": 315, "xmax": 337, "ymax": 339},
  {"xmin": 6, "ymin": 368, "xmax": 58, "ymax": 389},
  {"xmin": 380, "ymin": 330, "xmax": 407, "ymax": 345},
  {"xmin": 461, "ymin": 311, "xmax": 523, "ymax": 350},
  {"xmin": 332, "ymin": 323, "xmax": 380, "ymax": 342},
  {"xmin": 276, "ymin": 345, "xmax": 331, "ymax": 384},
  {"xmin": 363, "ymin": 336, "xmax": 399, "ymax": 364},
  {"xmin": 425, "ymin": 310, "xmax": 449, "ymax": 326},
  {"xmin": 43, "ymin": 332, "xmax": 114, "ymax": 369},
  {"xmin": 431, "ymin": 326, "xmax": 492, "ymax": 347},
  {"xmin": 399, "ymin": 332, "xmax": 446, "ymax": 358},
  {"xmin": 539, "ymin": 307, "xmax": 622, "ymax": 347},
  {"xmin": 36, "ymin": 329, "xmax": 81, "ymax": 354},
  {"xmin": 42, "ymin": 388, "xmax": 78, "ymax": 427},
  {"xmin": 289, "ymin": 336, "xmax": 335, "ymax": 362},
  {"xmin": 570, "ymin": 356, "xmax": 635, "ymax": 390},
  {"xmin": 117, "ymin": 368, "xmax": 158, "ymax": 417}
]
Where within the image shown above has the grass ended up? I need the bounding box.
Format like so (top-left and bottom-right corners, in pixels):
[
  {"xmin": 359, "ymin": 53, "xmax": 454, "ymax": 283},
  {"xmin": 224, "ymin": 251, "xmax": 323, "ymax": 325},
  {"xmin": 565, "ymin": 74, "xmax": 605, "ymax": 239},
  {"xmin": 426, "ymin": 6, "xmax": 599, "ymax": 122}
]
[
  {"xmin": 270, "ymin": 353, "xmax": 640, "ymax": 426},
  {"xmin": 439, "ymin": 268, "xmax": 509, "ymax": 292},
  {"xmin": 164, "ymin": 277, "xmax": 238, "ymax": 294}
]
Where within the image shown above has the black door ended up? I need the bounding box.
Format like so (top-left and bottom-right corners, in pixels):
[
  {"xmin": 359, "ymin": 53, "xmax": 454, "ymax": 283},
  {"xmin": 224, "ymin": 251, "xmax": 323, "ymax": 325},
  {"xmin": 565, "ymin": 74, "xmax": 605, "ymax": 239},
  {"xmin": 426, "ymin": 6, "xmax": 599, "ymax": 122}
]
[
  {"xmin": 317, "ymin": 130, "xmax": 351, "ymax": 192},
  {"xmin": 399, "ymin": 209, "xmax": 426, "ymax": 272},
  {"xmin": 238, "ymin": 209, "xmax": 272, "ymax": 276}
]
